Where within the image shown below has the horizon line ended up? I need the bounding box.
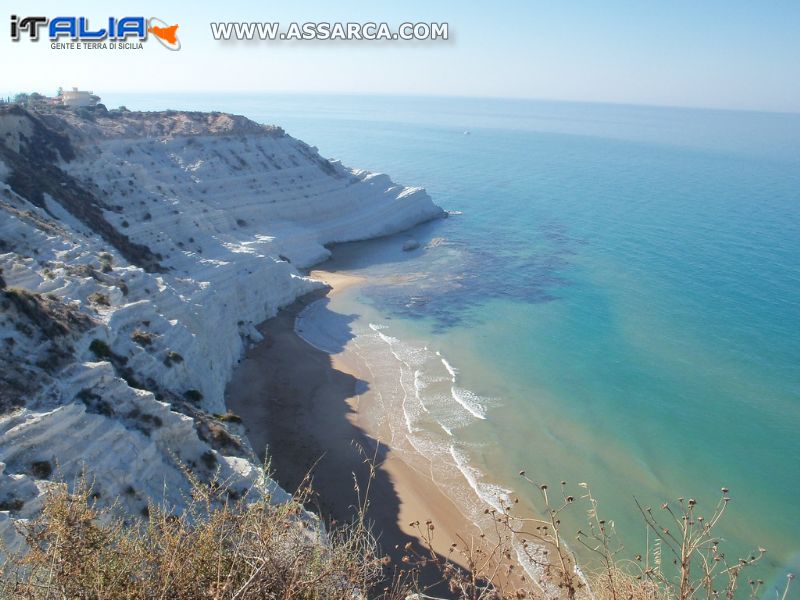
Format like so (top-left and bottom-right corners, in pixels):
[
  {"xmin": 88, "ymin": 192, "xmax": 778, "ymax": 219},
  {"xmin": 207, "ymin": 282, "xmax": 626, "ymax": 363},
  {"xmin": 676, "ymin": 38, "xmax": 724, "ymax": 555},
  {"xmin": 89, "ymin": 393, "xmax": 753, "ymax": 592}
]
[{"xmin": 2, "ymin": 88, "xmax": 799, "ymax": 117}]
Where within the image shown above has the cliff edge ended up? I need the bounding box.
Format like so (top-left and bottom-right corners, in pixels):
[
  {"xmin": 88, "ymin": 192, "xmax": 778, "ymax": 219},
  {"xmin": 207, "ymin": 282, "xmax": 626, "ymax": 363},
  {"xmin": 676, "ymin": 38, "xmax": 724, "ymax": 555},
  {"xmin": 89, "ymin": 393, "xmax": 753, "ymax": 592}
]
[{"xmin": 0, "ymin": 104, "xmax": 444, "ymax": 552}]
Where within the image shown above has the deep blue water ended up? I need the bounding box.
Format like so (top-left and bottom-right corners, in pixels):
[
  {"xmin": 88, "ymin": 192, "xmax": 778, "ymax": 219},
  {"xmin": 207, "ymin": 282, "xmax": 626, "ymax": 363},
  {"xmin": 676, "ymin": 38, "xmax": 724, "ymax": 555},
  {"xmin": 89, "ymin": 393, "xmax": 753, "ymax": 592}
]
[{"xmin": 107, "ymin": 93, "xmax": 800, "ymax": 586}]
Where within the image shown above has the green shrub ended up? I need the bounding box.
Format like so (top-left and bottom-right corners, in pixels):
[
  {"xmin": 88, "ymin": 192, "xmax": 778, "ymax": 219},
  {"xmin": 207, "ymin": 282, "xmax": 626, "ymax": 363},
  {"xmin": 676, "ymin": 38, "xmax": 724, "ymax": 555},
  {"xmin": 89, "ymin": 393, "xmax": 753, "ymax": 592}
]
[
  {"xmin": 77, "ymin": 388, "xmax": 114, "ymax": 417},
  {"xmin": 213, "ymin": 411, "xmax": 242, "ymax": 424},
  {"xmin": 29, "ymin": 460, "xmax": 52, "ymax": 479},
  {"xmin": 163, "ymin": 351, "xmax": 184, "ymax": 367},
  {"xmin": 139, "ymin": 413, "xmax": 163, "ymax": 428},
  {"xmin": 200, "ymin": 451, "xmax": 217, "ymax": 470},
  {"xmin": 89, "ymin": 339, "xmax": 112, "ymax": 359},
  {"xmin": 0, "ymin": 498, "xmax": 24, "ymax": 512},
  {"xmin": 88, "ymin": 292, "xmax": 110, "ymax": 307},
  {"xmin": 131, "ymin": 330, "xmax": 155, "ymax": 347},
  {"xmin": 183, "ymin": 389, "xmax": 203, "ymax": 403}
]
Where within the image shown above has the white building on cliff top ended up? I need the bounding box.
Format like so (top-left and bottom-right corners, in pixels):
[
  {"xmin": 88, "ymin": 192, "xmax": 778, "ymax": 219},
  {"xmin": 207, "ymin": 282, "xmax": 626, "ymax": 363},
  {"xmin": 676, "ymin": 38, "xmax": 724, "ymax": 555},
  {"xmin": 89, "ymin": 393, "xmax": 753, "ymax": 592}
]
[{"xmin": 61, "ymin": 87, "xmax": 99, "ymax": 108}]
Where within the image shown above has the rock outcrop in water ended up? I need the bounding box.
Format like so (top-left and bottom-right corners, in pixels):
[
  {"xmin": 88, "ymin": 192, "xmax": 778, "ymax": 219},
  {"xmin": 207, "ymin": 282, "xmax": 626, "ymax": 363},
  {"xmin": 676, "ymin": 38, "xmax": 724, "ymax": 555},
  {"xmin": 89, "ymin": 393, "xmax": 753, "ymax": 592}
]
[{"xmin": 0, "ymin": 104, "xmax": 443, "ymax": 552}]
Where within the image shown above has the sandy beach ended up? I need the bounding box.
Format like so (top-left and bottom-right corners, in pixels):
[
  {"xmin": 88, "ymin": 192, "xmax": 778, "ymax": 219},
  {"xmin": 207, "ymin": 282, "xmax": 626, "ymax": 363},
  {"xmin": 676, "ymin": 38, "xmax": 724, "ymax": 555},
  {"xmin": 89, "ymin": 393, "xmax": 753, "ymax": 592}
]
[{"xmin": 225, "ymin": 268, "xmax": 484, "ymax": 591}]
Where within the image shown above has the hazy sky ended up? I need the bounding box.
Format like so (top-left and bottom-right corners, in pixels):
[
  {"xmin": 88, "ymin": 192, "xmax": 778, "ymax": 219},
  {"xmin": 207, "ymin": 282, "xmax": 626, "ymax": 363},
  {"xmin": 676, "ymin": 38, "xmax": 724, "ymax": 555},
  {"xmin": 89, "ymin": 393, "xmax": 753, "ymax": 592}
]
[{"xmin": 4, "ymin": 0, "xmax": 799, "ymax": 112}]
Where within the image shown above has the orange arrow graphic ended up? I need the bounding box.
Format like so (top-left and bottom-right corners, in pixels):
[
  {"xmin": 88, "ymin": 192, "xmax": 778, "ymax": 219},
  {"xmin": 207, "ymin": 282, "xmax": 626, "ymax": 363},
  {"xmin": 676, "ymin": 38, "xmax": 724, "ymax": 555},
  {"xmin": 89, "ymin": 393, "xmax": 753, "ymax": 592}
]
[{"xmin": 148, "ymin": 24, "xmax": 179, "ymax": 44}]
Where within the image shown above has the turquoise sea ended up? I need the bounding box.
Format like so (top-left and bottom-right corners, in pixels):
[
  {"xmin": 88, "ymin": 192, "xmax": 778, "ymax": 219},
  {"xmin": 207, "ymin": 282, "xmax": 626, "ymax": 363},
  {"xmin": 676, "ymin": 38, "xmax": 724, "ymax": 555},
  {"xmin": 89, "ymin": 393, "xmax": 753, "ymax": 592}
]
[{"xmin": 107, "ymin": 93, "xmax": 800, "ymax": 587}]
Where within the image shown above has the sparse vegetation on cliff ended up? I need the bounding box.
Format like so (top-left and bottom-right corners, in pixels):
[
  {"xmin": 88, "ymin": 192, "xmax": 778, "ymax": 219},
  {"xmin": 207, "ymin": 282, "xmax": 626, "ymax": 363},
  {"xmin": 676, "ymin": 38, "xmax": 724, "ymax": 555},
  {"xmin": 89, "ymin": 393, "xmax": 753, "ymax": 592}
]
[
  {"xmin": 0, "ymin": 105, "xmax": 166, "ymax": 273},
  {"xmin": 1, "ymin": 473, "xmax": 384, "ymax": 600},
  {"xmin": 0, "ymin": 288, "xmax": 94, "ymax": 412},
  {"xmin": 0, "ymin": 471, "xmax": 793, "ymax": 600}
]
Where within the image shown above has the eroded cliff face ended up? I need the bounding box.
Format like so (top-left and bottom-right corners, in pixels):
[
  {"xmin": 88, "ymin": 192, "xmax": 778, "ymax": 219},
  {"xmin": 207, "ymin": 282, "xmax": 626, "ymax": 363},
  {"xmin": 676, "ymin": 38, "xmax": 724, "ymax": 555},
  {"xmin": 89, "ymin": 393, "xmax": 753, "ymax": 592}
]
[{"xmin": 0, "ymin": 105, "xmax": 443, "ymax": 551}]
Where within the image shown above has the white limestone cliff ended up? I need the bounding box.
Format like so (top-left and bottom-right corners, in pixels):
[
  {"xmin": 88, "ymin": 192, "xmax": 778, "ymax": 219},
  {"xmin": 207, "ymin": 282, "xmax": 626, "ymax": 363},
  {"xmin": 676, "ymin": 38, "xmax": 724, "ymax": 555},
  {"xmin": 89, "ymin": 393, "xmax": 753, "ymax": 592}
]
[{"xmin": 0, "ymin": 105, "xmax": 443, "ymax": 550}]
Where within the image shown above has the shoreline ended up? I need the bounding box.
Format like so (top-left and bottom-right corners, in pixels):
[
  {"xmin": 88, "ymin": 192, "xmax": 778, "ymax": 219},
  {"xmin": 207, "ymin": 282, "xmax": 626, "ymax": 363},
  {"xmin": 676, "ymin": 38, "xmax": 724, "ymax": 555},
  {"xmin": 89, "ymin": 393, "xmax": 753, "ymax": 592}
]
[
  {"xmin": 306, "ymin": 271, "xmax": 480, "ymax": 562},
  {"xmin": 224, "ymin": 267, "xmax": 480, "ymax": 587}
]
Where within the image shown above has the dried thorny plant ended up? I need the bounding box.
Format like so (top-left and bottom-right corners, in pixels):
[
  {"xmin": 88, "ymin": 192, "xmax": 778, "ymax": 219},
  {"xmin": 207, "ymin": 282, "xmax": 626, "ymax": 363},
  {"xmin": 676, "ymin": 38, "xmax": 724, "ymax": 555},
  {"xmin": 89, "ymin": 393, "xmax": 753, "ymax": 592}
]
[
  {"xmin": 0, "ymin": 465, "xmax": 390, "ymax": 599},
  {"xmin": 0, "ymin": 458, "xmax": 794, "ymax": 600},
  {"xmin": 392, "ymin": 474, "xmax": 795, "ymax": 600},
  {"xmin": 632, "ymin": 489, "xmax": 767, "ymax": 600}
]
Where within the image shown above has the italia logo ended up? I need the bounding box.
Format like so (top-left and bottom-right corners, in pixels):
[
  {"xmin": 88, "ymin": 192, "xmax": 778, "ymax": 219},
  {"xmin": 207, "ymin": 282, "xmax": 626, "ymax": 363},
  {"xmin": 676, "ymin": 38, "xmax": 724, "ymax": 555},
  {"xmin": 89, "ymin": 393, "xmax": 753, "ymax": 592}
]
[{"xmin": 10, "ymin": 15, "xmax": 181, "ymax": 50}]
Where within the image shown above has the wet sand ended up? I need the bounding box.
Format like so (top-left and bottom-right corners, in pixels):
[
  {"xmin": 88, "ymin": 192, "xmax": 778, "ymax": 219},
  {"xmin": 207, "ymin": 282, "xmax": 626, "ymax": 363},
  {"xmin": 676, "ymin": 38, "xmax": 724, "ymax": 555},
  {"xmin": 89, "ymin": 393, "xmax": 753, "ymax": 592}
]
[{"xmin": 225, "ymin": 269, "xmax": 480, "ymax": 593}]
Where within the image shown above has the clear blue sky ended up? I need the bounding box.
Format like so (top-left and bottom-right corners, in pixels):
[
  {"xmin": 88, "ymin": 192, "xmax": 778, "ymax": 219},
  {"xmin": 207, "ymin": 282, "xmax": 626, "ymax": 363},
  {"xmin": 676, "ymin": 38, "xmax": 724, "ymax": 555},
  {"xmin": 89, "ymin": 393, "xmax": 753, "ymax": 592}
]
[{"xmin": 4, "ymin": 0, "xmax": 799, "ymax": 112}]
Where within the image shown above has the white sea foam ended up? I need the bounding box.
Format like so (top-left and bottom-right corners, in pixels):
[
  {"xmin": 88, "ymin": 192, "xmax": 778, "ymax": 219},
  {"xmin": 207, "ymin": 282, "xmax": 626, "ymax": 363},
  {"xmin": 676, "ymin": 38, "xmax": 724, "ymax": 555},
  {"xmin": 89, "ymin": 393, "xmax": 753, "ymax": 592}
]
[
  {"xmin": 355, "ymin": 322, "xmax": 549, "ymax": 584},
  {"xmin": 441, "ymin": 357, "xmax": 458, "ymax": 382},
  {"xmin": 413, "ymin": 370, "xmax": 430, "ymax": 413},
  {"xmin": 449, "ymin": 444, "xmax": 511, "ymax": 513},
  {"xmin": 513, "ymin": 544, "xmax": 550, "ymax": 595},
  {"xmin": 372, "ymin": 324, "xmax": 489, "ymax": 424},
  {"xmin": 390, "ymin": 339, "xmax": 427, "ymax": 368},
  {"xmin": 446, "ymin": 444, "xmax": 551, "ymax": 592},
  {"xmin": 360, "ymin": 325, "xmax": 550, "ymax": 590},
  {"xmin": 377, "ymin": 331, "xmax": 397, "ymax": 345},
  {"xmin": 401, "ymin": 399, "xmax": 415, "ymax": 434},
  {"xmin": 450, "ymin": 386, "xmax": 487, "ymax": 419}
]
